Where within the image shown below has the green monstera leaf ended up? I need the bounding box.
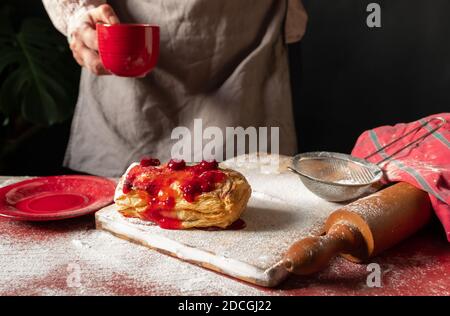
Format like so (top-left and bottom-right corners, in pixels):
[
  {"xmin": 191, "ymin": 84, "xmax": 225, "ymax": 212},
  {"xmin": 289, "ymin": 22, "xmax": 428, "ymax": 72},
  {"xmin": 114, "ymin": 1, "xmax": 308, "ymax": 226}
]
[{"xmin": 0, "ymin": 7, "xmax": 79, "ymax": 126}]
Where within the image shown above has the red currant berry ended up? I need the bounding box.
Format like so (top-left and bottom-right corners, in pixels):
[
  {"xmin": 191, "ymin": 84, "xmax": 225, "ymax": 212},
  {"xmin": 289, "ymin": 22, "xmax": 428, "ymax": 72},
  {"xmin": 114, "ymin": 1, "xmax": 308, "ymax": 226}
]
[
  {"xmin": 181, "ymin": 182, "xmax": 201, "ymax": 202},
  {"xmin": 167, "ymin": 159, "xmax": 186, "ymax": 171},
  {"xmin": 140, "ymin": 157, "xmax": 161, "ymax": 167},
  {"xmin": 199, "ymin": 159, "xmax": 219, "ymax": 171}
]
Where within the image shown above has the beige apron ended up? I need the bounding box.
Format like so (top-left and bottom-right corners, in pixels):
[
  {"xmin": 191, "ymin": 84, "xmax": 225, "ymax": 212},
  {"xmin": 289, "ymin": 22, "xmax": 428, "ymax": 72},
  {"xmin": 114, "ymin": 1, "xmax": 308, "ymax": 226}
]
[{"xmin": 65, "ymin": 0, "xmax": 299, "ymax": 177}]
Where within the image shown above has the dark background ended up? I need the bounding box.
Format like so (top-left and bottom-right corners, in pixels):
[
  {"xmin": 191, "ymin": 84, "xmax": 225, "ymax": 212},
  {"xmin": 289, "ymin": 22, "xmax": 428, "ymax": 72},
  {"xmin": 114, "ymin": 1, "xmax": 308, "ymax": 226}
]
[
  {"xmin": 1, "ymin": 0, "xmax": 449, "ymax": 175},
  {"xmin": 292, "ymin": 0, "xmax": 450, "ymax": 153},
  {"xmin": 0, "ymin": 0, "xmax": 76, "ymax": 175}
]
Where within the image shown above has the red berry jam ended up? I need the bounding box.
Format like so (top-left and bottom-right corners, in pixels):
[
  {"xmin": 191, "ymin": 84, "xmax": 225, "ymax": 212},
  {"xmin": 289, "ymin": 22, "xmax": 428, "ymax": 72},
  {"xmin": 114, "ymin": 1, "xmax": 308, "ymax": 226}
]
[{"xmin": 122, "ymin": 159, "xmax": 226, "ymax": 229}]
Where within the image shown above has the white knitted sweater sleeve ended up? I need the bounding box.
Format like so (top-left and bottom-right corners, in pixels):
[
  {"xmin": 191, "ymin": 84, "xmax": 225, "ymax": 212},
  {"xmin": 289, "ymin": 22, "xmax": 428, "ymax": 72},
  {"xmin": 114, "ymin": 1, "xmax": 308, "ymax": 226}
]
[{"xmin": 42, "ymin": 0, "xmax": 106, "ymax": 36}]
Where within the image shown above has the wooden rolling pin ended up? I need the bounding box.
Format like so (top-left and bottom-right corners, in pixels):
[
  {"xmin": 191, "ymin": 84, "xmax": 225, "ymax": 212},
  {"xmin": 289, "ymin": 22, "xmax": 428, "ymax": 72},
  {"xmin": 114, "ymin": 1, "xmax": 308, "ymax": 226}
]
[{"xmin": 284, "ymin": 182, "xmax": 432, "ymax": 275}]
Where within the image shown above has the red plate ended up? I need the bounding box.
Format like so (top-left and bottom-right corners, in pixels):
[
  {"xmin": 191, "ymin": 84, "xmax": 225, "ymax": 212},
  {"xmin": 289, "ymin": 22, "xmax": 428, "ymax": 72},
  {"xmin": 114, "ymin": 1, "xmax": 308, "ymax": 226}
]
[{"xmin": 0, "ymin": 176, "xmax": 116, "ymax": 221}]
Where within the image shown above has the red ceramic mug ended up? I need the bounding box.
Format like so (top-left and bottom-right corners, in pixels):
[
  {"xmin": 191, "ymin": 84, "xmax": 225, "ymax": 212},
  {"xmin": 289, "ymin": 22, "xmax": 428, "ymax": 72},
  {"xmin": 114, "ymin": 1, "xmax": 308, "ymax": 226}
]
[{"xmin": 97, "ymin": 23, "xmax": 160, "ymax": 77}]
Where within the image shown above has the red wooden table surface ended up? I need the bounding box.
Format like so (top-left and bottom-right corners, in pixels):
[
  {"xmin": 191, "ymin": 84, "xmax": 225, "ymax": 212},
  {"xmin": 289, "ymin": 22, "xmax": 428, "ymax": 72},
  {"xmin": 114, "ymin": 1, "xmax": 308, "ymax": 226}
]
[{"xmin": 0, "ymin": 179, "xmax": 449, "ymax": 296}]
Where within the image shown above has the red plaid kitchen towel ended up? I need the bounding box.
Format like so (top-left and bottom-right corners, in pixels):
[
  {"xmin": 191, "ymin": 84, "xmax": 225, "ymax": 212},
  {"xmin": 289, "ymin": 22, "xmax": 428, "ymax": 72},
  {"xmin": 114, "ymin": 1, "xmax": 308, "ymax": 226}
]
[{"xmin": 351, "ymin": 113, "xmax": 450, "ymax": 241}]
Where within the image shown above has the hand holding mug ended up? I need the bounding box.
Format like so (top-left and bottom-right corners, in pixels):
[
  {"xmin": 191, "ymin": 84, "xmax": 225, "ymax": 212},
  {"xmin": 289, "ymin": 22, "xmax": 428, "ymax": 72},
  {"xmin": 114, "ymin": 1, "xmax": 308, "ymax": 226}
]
[{"xmin": 68, "ymin": 4, "xmax": 120, "ymax": 75}]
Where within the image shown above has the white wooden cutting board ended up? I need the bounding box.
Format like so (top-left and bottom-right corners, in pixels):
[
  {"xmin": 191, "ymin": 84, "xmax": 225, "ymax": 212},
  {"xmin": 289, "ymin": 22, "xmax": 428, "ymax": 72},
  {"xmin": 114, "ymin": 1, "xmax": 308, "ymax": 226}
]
[{"xmin": 96, "ymin": 155, "xmax": 343, "ymax": 287}]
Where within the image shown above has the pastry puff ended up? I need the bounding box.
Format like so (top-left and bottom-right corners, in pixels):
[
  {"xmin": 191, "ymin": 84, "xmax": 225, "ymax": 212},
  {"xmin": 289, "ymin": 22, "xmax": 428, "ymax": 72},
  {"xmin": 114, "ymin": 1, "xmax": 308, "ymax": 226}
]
[{"xmin": 114, "ymin": 163, "xmax": 252, "ymax": 229}]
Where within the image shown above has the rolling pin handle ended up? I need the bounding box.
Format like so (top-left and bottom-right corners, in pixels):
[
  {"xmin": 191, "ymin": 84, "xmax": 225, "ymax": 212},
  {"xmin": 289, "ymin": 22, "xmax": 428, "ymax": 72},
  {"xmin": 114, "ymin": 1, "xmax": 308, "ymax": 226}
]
[{"xmin": 284, "ymin": 222, "xmax": 364, "ymax": 275}]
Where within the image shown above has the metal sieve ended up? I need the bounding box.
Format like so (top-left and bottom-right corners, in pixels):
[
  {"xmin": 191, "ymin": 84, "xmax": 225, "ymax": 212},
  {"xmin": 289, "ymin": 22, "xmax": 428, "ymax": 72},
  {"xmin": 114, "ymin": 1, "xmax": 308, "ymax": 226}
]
[{"xmin": 288, "ymin": 117, "xmax": 446, "ymax": 202}]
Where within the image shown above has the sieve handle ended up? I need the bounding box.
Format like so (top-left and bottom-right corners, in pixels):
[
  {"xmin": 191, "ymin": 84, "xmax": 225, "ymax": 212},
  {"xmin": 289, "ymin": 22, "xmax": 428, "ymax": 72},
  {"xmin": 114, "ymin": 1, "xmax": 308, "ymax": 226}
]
[{"xmin": 364, "ymin": 117, "xmax": 447, "ymax": 166}]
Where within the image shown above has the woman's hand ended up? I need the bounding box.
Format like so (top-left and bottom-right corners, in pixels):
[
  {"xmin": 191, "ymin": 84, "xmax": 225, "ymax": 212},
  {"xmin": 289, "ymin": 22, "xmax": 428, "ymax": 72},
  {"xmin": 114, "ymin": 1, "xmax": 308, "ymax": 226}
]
[{"xmin": 69, "ymin": 4, "xmax": 120, "ymax": 75}]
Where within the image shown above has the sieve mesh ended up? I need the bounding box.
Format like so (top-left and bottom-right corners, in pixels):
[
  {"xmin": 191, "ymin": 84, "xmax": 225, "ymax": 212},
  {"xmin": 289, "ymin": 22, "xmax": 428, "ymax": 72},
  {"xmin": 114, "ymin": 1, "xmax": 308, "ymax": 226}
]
[{"xmin": 296, "ymin": 157, "xmax": 378, "ymax": 185}]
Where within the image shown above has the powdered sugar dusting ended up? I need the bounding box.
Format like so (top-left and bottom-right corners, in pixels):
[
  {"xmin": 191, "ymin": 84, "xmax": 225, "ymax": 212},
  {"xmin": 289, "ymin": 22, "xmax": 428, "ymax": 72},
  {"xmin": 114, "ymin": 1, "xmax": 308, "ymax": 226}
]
[
  {"xmin": 1, "ymin": 158, "xmax": 449, "ymax": 295},
  {"xmin": 96, "ymin": 155, "xmax": 343, "ymax": 286},
  {"xmin": 1, "ymin": 160, "xmax": 343, "ymax": 292},
  {"xmin": 0, "ymin": 176, "xmax": 270, "ymax": 295},
  {"xmin": 0, "ymin": 218, "xmax": 270, "ymax": 295}
]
